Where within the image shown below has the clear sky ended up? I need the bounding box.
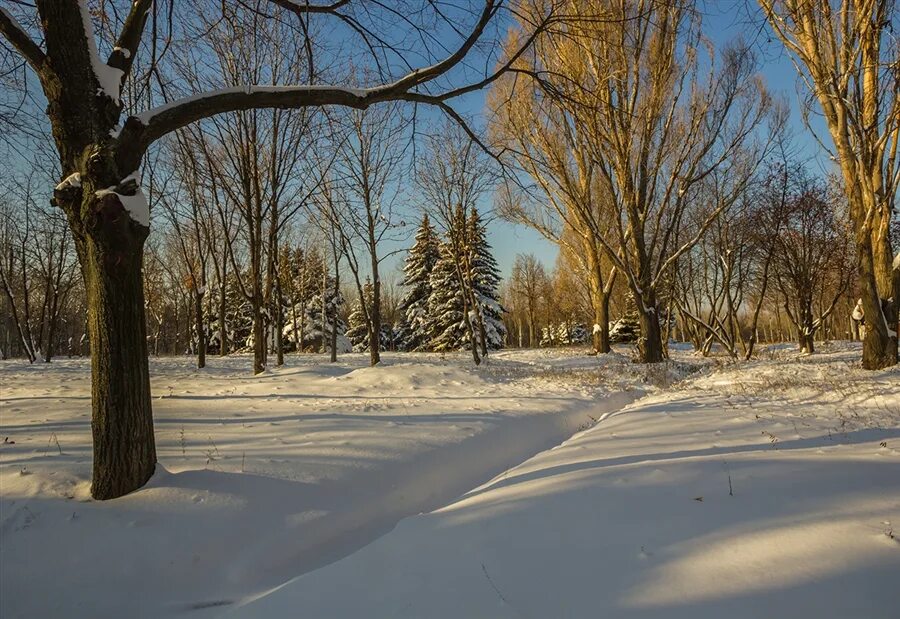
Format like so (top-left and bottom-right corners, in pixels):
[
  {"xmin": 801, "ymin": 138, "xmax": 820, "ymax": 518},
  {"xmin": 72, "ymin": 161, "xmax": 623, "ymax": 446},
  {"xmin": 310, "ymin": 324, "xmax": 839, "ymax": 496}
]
[{"xmin": 4, "ymin": 1, "xmax": 833, "ymax": 286}]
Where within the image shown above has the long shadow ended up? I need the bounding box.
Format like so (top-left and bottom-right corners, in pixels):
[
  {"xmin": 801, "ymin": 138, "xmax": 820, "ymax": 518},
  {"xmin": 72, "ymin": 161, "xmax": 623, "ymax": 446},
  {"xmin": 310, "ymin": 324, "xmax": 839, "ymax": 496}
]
[
  {"xmin": 158, "ymin": 392, "xmax": 579, "ymax": 402},
  {"xmin": 0, "ymin": 412, "xmax": 507, "ymax": 437},
  {"xmin": 1, "ymin": 395, "xmax": 91, "ymax": 403},
  {"xmin": 461, "ymin": 426, "xmax": 900, "ymax": 502}
]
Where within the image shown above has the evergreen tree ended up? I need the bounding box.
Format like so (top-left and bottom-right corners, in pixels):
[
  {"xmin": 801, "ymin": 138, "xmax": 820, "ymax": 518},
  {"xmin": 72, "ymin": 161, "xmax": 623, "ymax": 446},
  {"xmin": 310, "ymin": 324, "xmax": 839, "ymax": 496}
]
[
  {"xmin": 555, "ymin": 321, "xmax": 588, "ymax": 345},
  {"xmin": 283, "ymin": 275, "xmax": 347, "ymax": 352},
  {"xmin": 467, "ymin": 209, "xmax": 507, "ymax": 350},
  {"xmin": 427, "ymin": 242, "xmax": 467, "ymax": 352},
  {"xmin": 206, "ymin": 272, "xmax": 253, "ymax": 353},
  {"xmin": 609, "ymin": 309, "xmax": 640, "ymax": 344},
  {"xmin": 398, "ymin": 216, "xmax": 440, "ymax": 351},
  {"xmin": 346, "ymin": 282, "xmax": 374, "ymax": 352},
  {"xmin": 279, "ymin": 247, "xmax": 326, "ymax": 352}
]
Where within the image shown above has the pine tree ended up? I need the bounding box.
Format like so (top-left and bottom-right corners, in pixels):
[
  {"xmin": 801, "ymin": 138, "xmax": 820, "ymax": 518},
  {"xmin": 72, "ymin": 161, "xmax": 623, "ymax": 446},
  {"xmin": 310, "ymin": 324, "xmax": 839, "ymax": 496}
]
[
  {"xmin": 427, "ymin": 242, "xmax": 467, "ymax": 352},
  {"xmin": 467, "ymin": 209, "xmax": 507, "ymax": 350},
  {"xmin": 347, "ymin": 282, "xmax": 374, "ymax": 352},
  {"xmin": 398, "ymin": 216, "xmax": 441, "ymax": 351},
  {"xmin": 283, "ymin": 275, "xmax": 347, "ymax": 352},
  {"xmin": 206, "ymin": 272, "xmax": 253, "ymax": 352},
  {"xmin": 279, "ymin": 247, "xmax": 326, "ymax": 352},
  {"xmin": 609, "ymin": 303, "xmax": 640, "ymax": 344}
]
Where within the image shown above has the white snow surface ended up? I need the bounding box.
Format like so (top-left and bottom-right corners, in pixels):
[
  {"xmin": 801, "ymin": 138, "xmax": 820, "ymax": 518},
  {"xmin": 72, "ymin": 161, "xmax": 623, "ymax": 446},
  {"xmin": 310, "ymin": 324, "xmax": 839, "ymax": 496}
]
[{"xmin": 1, "ymin": 343, "xmax": 898, "ymax": 618}]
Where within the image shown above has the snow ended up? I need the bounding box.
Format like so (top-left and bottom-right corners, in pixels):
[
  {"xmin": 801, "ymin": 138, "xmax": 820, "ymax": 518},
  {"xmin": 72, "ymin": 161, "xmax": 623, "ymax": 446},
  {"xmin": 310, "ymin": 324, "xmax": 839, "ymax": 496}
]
[
  {"xmin": 1, "ymin": 343, "xmax": 897, "ymax": 618},
  {"xmin": 228, "ymin": 343, "xmax": 900, "ymax": 619},
  {"xmin": 54, "ymin": 172, "xmax": 82, "ymax": 191},
  {"xmin": 94, "ymin": 173, "xmax": 150, "ymax": 227},
  {"xmin": 77, "ymin": 0, "xmax": 124, "ymax": 104}
]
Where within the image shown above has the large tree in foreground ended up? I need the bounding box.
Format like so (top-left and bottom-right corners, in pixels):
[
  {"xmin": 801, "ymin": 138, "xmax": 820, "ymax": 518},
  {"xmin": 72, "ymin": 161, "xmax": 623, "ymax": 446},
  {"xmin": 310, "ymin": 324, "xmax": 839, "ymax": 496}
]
[
  {"xmin": 757, "ymin": 0, "xmax": 899, "ymax": 369},
  {"xmin": 0, "ymin": 0, "xmax": 552, "ymax": 499}
]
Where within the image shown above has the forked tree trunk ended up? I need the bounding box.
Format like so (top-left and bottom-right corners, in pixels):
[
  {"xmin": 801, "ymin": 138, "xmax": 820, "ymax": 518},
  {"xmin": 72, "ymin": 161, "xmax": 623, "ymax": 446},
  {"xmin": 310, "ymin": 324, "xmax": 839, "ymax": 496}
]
[{"xmin": 79, "ymin": 198, "xmax": 156, "ymax": 500}]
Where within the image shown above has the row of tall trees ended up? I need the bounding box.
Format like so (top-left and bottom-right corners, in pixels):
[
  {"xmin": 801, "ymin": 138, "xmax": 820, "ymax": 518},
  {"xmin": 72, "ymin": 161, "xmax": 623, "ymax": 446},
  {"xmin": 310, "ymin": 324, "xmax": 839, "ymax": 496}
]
[
  {"xmin": 491, "ymin": 0, "xmax": 897, "ymax": 368},
  {"xmin": 492, "ymin": 0, "xmax": 777, "ymax": 363},
  {"xmin": 502, "ymin": 157, "xmax": 863, "ymax": 358}
]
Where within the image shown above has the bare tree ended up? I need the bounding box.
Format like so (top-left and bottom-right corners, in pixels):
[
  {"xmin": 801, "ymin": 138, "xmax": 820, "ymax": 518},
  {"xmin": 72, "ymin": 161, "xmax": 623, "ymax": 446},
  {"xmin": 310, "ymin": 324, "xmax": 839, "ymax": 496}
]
[
  {"xmin": 497, "ymin": 0, "xmax": 775, "ymax": 362},
  {"xmin": 508, "ymin": 254, "xmax": 548, "ymax": 347},
  {"xmin": 491, "ymin": 39, "xmax": 619, "ymax": 353},
  {"xmin": 757, "ymin": 0, "xmax": 899, "ymax": 368},
  {"xmin": 771, "ymin": 176, "xmax": 854, "ymax": 353},
  {"xmin": 330, "ymin": 105, "xmax": 408, "ymax": 366}
]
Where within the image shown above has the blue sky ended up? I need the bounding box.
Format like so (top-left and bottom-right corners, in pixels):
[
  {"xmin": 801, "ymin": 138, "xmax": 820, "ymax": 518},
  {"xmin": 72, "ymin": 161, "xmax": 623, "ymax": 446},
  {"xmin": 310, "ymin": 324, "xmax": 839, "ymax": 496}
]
[
  {"xmin": 5, "ymin": 1, "xmax": 831, "ymax": 285},
  {"xmin": 456, "ymin": 0, "xmax": 833, "ymax": 282}
]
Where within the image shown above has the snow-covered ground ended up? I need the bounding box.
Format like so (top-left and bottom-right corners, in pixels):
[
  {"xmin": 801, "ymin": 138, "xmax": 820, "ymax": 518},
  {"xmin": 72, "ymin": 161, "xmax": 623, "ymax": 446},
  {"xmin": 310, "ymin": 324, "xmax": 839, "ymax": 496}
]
[{"xmin": 1, "ymin": 343, "xmax": 898, "ymax": 618}]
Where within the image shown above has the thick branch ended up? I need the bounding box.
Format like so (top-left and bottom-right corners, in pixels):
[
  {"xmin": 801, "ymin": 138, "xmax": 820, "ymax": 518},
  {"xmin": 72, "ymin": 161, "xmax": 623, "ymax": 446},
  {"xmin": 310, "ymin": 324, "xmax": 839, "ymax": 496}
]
[
  {"xmin": 116, "ymin": 0, "xmax": 501, "ymax": 166},
  {"xmin": 0, "ymin": 8, "xmax": 46, "ymax": 73},
  {"xmin": 107, "ymin": 0, "xmax": 153, "ymax": 80}
]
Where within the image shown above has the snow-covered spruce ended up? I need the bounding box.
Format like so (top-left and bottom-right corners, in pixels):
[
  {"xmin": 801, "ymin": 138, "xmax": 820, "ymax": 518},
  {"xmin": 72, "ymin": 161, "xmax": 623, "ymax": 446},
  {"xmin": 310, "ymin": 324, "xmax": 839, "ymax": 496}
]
[
  {"xmin": 397, "ymin": 216, "xmax": 441, "ymax": 352},
  {"xmin": 466, "ymin": 208, "xmax": 506, "ymax": 351},
  {"xmin": 427, "ymin": 241, "xmax": 469, "ymax": 352}
]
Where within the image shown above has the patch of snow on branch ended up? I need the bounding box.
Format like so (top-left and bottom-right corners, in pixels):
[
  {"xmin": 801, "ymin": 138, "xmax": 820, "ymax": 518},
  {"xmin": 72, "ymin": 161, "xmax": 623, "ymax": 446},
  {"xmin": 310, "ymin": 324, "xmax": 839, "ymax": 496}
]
[
  {"xmin": 94, "ymin": 173, "xmax": 150, "ymax": 227},
  {"xmin": 77, "ymin": 0, "xmax": 124, "ymax": 104},
  {"xmin": 55, "ymin": 173, "xmax": 82, "ymax": 191}
]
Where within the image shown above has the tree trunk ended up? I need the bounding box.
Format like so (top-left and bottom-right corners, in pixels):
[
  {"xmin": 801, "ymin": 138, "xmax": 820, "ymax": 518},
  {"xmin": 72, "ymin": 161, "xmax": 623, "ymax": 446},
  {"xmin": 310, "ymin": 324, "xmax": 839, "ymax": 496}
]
[
  {"xmin": 44, "ymin": 292, "xmax": 60, "ymax": 362},
  {"xmin": 252, "ymin": 296, "xmax": 266, "ymax": 374},
  {"xmin": 474, "ymin": 297, "xmax": 489, "ymax": 357},
  {"xmin": 330, "ymin": 261, "xmax": 339, "ymax": 362},
  {"xmin": 275, "ymin": 292, "xmax": 284, "ymax": 367},
  {"xmin": 584, "ymin": 244, "xmax": 611, "ymax": 354},
  {"xmin": 80, "ymin": 212, "xmax": 156, "ymax": 500},
  {"xmin": 369, "ymin": 279, "xmax": 381, "ymax": 366},
  {"xmin": 799, "ymin": 329, "xmax": 815, "ymax": 354},
  {"xmin": 194, "ymin": 290, "xmax": 206, "ymax": 368},
  {"xmin": 857, "ymin": 229, "xmax": 897, "ymax": 370},
  {"xmin": 592, "ymin": 291, "xmax": 611, "ymax": 354},
  {"xmin": 636, "ymin": 292, "xmax": 665, "ymax": 363},
  {"xmin": 218, "ymin": 280, "xmax": 227, "ymax": 356}
]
